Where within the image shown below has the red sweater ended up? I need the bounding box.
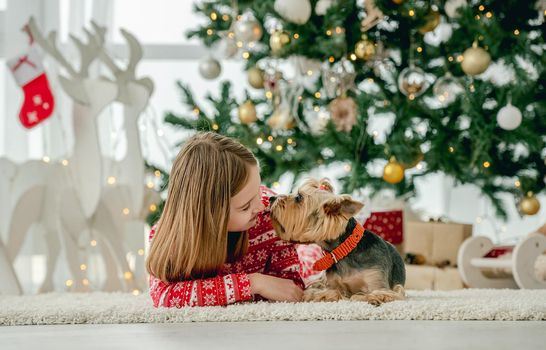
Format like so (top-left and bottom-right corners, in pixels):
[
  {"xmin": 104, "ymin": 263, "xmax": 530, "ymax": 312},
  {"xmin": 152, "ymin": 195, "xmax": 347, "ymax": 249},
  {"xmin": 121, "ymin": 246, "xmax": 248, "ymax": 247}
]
[{"xmin": 148, "ymin": 186, "xmax": 304, "ymax": 308}]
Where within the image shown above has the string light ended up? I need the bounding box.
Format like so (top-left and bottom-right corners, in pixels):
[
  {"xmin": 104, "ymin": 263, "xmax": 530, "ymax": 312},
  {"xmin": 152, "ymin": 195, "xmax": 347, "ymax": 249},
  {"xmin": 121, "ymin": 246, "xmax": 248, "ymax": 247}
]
[
  {"xmin": 409, "ymin": 9, "xmax": 415, "ymax": 16},
  {"xmin": 82, "ymin": 279, "xmax": 89, "ymax": 286},
  {"xmin": 80, "ymin": 264, "xmax": 87, "ymax": 271},
  {"xmin": 416, "ymin": 47, "xmax": 423, "ymax": 53},
  {"xmin": 350, "ymin": 53, "xmax": 357, "ymax": 61},
  {"xmin": 479, "ymin": 5, "xmax": 485, "ymax": 11},
  {"xmin": 416, "ymin": 163, "xmax": 423, "ymax": 170},
  {"xmin": 306, "ymin": 70, "xmax": 313, "ymax": 76},
  {"xmin": 242, "ymin": 51, "xmax": 250, "ymax": 59},
  {"xmin": 193, "ymin": 107, "xmax": 200, "ymax": 115},
  {"xmin": 227, "ymin": 31, "xmax": 235, "ymax": 39},
  {"xmin": 210, "ymin": 12, "xmax": 217, "ymax": 21},
  {"xmin": 138, "ymin": 249, "xmax": 145, "ymax": 256},
  {"xmin": 265, "ymin": 91, "xmax": 273, "ymax": 99},
  {"xmin": 149, "ymin": 204, "xmax": 157, "ymax": 212},
  {"xmin": 65, "ymin": 279, "xmax": 73, "ymax": 287},
  {"xmin": 124, "ymin": 271, "xmax": 133, "ymax": 280},
  {"xmin": 267, "ymin": 136, "xmax": 274, "ymax": 142},
  {"xmin": 456, "ymin": 55, "xmax": 464, "ymax": 62},
  {"xmin": 107, "ymin": 176, "xmax": 116, "ymax": 185},
  {"xmin": 275, "ymin": 145, "xmax": 283, "ymax": 152},
  {"xmin": 335, "ymin": 27, "xmax": 343, "ymax": 34},
  {"xmin": 212, "ymin": 123, "xmax": 219, "ymax": 130},
  {"xmin": 90, "ymin": 240, "xmax": 97, "ymax": 247},
  {"xmin": 256, "ymin": 137, "xmax": 264, "ymax": 145},
  {"xmin": 344, "ymin": 164, "xmax": 352, "ymax": 172},
  {"xmin": 483, "ymin": 161, "xmax": 491, "ymax": 168},
  {"xmin": 514, "ymin": 29, "xmax": 520, "ymax": 35},
  {"xmin": 485, "ymin": 12, "xmax": 492, "ymax": 18},
  {"xmin": 448, "ymin": 146, "xmax": 455, "ymax": 153},
  {"xmin": 287, "ymin": 138, "xmax": 293, "ymax": 145},
  {"xmin": 122, "ymin": 208, "xmax": 130, "ymax": 215},
  {"xmin": 154, "ymin": 170, "xmax": 161, "ymax": 177},
  {"xmin": 409, "ymin": 94, "xmax": 415, "ymax": 100},
  {"xmin": 132, "ymin": 289, "xmax": 140, "ymax": 296},
  {"xmin": 448, "ymin": 56, "xmax": 454, "ymax": 62},
  {"xmin": 236, "ymin": 41, "xmax": 243, "ymax": 48},
  {"xmin": 515, "ymin": 180, "xmax": 521, "ymax": 187},
  {"xmin": 222, "ymin": 14, "xmax": 229, "ymax": 21},
  {"xmin": 314, "ymin": 92, "xmax": 321, "ymax": 98},
  {"xmin": 147, "ymin": 181, "xmax": 154, "ymax": 189},
  {"xmin": 61, "ymin": 159, "xmax": 69, "ymax": 166},
  {"xmin": 42, "ymin": 156, "xmax": 50, "ymax": 163},
  {"xmin": 328, "ymin": 56, "xmax": 335, "ymax": 63},
  {"xmin": 206, "ymin": 28, "xmax": 213, "ymax": 36},
  {"xmin": 326, "ymin": 29, "xmax": 332, "ymax": 36},
  {"xmin": 293, "ymin": 33, "xmax": 299, "ymax": 39},
  {"xmin": 313, "ymin": 106, "xmax": 320, "ymax": 112}
]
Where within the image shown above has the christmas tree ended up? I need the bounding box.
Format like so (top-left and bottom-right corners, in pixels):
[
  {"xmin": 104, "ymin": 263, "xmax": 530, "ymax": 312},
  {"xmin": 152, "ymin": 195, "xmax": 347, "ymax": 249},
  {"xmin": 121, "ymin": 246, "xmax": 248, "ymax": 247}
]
[{"xmin": 148, "ymin": 0, "xmax": 545, "ymax": 225}]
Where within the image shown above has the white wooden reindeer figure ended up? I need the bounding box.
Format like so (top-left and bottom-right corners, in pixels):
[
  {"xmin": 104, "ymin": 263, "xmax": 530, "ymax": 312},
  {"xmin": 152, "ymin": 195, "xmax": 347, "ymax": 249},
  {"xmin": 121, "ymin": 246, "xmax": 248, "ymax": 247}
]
[
  {"xmin": 89, "ymin": 22, "xmax": 155, "ymax": 292},
  {"xmin": 3, "ymin": 17, "xmax": 119, "ymax": 293}
]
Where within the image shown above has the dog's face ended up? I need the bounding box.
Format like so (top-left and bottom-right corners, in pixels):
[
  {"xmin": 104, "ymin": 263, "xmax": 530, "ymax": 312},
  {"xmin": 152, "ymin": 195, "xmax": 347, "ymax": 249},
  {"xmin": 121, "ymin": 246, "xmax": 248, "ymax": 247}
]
[{"xmin": 268, "ymin": 178, "xmax": 364, "ymax": 244}]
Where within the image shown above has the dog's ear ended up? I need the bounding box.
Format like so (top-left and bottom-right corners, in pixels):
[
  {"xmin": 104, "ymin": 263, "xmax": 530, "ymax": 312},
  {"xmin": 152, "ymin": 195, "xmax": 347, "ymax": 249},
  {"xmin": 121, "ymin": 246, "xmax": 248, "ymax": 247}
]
[
  {"xmin": 322, "ymin": 196, "xmax": 364, "ymax": 217},
  {"xmin": 318, "ymin": 178, "xmax": 334, "ymax": 192}
]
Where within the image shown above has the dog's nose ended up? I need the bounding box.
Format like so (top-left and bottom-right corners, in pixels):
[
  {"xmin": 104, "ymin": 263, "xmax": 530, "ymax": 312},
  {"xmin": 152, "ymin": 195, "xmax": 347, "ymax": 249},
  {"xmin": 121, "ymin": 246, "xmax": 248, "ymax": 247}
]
[{"xmin": 269, "ymin": 196, "xmax": 276, "ymax": 204}]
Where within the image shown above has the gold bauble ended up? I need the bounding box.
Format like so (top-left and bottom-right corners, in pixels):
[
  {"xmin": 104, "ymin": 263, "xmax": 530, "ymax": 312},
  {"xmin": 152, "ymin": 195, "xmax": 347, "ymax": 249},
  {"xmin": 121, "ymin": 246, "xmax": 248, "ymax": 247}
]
[
  {"xmin": 354, "ymin": 38, "xmax": 376, "ymax": 60},
  {"xmin": 461, "ymin": 42, "xmax": 491, "ymax": 76},
  {"xmin": 247, "ymin": 66, "xmax": 265, "ymax": 89},
  {"xmin": 383, "ymin": 158, "xmax": 405, "ymax": 184},
  {"xmin": 238, "ymin": 100, "xmax": 257, "ymax": 125},
  {"xmin": 270, "ymin": 31, "xmax": 290, "ymax": 53},
  {"xmin": 520, "ymin": 195, "xmax": 541, "ymax": 216},
  {"xmin": 418, "ymin": 10, "xmax": 441, "ymax": 34}
]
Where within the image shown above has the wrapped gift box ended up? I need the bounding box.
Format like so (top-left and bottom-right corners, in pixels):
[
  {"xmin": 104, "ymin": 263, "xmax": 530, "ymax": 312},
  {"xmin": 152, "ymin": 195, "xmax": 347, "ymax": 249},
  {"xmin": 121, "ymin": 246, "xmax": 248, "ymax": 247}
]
[
  {"xmin": 405, "ymin": 265, "xmax": 465, "ymax": 290},
  {"xmin": 363, "ymin": 210, "xmax": 403, "ymax": 245},
  {"xmin": 404, "ymin": 221, "xmax": 472, "ymax": 267}
]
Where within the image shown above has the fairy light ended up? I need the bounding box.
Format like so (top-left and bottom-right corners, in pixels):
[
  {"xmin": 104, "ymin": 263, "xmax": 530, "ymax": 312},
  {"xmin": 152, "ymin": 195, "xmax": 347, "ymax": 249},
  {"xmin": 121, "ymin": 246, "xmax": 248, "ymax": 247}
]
[
  {"xmin": 314, "ymin": 92, "xmax": 321, "ymax": 98},
  {"xmin": 206, "ymin": 29, "xmax": 213, "ymax": 36},
  {"xmin": 265, "ymin": 91, "xmax": 273, "ymax": 99},
  {"xmin": 456, "ymin": 55, "xmax": 464, "ymax": 62},
  {"xmin": 335, "ymin": 26, "xmax": 342, "ymax": 34},
  {"xmin": 138, "ymin": 249, "xmax": 145, "ymax": 256},
  {"xmin": 272, "ymin": 182, "xmax": 280, "ymax": 189},
  {"xmin": 80, "ymin": 264, "xmax": 87, "ymax": 271},
  {"xmin": 328, "ymin": 56, "xmax": 335, "ymax": 63},
  {"xmin": 485, "ymin": 12, "xmax": 492, "ymax": 18},
  {"xmin": 132, "ymin": 289, "xmax": 140, "ymax": 296},
  {"xmin": 344, "ymin": 164, "xmax": 352, "ymax": 172},
  {"xmin": 222, "ymin": 14, "xmax": 229, "ymax": 21},
  {"xmin": 242, "ymin": 51, "xmax": 250, "ymax": 59},
  {"xmin": 350, "ymin": 53, "xmax": 357, "ymax": 61},
  {"xmin": 149, "ymin": 204, "xmax": 157, "ymax": 212},
  {"xmin": 293, "ymin": 33, "xmax": 299, "ymax": 39},
  {"xmin": 124, "ymin": 271, "xmax": 133, "ymax": 280},
  {"xmin": 372, "ymin": 130, "xmax": 379, "ymax": 137},
  {"xmin": 448, "ymin": 56, "xmax": 454, "ymax": 62},
  {"xmin": 483, "ymin": 161, "xmax": 491, "ymax": 168},
  {"xmin": 448, "ymin": 146, "xmax": 454, "ymax": 153},
  {"xmin": 276, "ymin": 145, "xmax": 283, "ymax": 152},
  {"xmin": 307, "ymin": 70, "xmax": 313, "ymax": 76},
  {"xmin": 193, "ymin": 107, "xmax": 200, "ymax": 115},
  {"xmin": 90, "ymin": 240, "xmax": 97, "ymax": 247},
  {"xmin": 42, "ymin": 156, "xmax": 50, "ymax": 163},
  {"xmin": 409, "ymin": 94, "xmax": 416, "ymax": 101},
  {"xmin": 147, "ymin": 181, "xmax": 154, "ymax": 189},
  {"xmin": 514, "ymin": 29, "xmax": 520, "ymax": 35},
  {"xmin": 475, "ymin": 15, "xmax": 480, "ymax": 20},
  {"xmin": 298, "ymin": 95, "xmax": 303, "ymax": 101},
  {"xmin": 227, "ymin": 31, "xmax": 235, "ymax": 39},
  {"xmin": 515, "ymin": 180, "xmax": 521, "ymax": 187},
  {"xmin": 256, "ymin": 137, "xmax": 264, "ymax": 145},
  {"xmin": 416, "ymin": 163, "xmax": 423, "ymax": 170},
  {"xmin": 409, "ymin": 9, "xmax": 415, "ymax": 17},
  {"xmin": 107, "ymin": 176, "xmax": 116, "ymax": 185},
  {"xmin": 122, "ymin": 208, "xmax": 130, "ymax": 215},
  {"xmin": 326, "ymin": 29, "xmax": 332, "ymax": 36},
  {"xmin": 248, "ymin": 42, "xmax": 255, "ymax": 48},
  {"xmin": 313, "ymin": 106, "xmax": 320, "ymax": 112},
  {"xmin": 212, "ymin": 123, "xmax": 219, "ymax": 130},
  {"xmin": 236, "ymin": 41, "xmax": 243, "ymax": 48},
  {"xmin": 267, "ymin": 136, "xmax": 274, "ymax": 142},
  {"xmin": 210, "ymin": 12, "xmax": 217, "ymax": 21},
  {"xmin": 65, "ymin": 279, "xmax": 73, "ymax": 287},
  {"xmin": 287, "ymin": 138, "xmax": 293, "ymax": 145},
  {"xmin": 82, "ymin": 279, "xmax": 89, "ymax": 286},
  {"xmin": 62, "ymin": 159, "xmax": 69, "ymax": 166},
  {"xmin": 154, "ymin": 170, "xmax": 161, "ymax": 177}
]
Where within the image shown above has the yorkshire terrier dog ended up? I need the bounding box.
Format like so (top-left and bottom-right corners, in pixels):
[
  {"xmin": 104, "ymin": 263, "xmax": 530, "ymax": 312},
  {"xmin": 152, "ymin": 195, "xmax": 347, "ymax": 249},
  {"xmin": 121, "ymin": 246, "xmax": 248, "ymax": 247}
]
[{"xmin": 268, "ymin": 178, "xmax": 406, "ymax": 306}]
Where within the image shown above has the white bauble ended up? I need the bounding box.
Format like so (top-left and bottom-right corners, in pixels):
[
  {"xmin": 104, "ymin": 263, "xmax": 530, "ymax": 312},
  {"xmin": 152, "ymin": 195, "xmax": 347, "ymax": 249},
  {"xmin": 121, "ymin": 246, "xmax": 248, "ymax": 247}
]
[
  {"xmin": 445, "ymin": 0, "xmax": 467, "ymax": 18},
  {"xmin": 234, "ymin": 18, "xmax": 263, "ymax": 44},
  {"xmin": 315, "ymin": 0, "xmax": 334, "ymax": 16},
  {"xmin": 497, "ymin": 103, "xmax": 522, "ymax": 130},
  {"xmin": 199, "ymin": 57, "xmax": 221, "ymax": 80},
  {"xmin": 274, "ymin": 0, "xmax": 312, "ymax": 25}
]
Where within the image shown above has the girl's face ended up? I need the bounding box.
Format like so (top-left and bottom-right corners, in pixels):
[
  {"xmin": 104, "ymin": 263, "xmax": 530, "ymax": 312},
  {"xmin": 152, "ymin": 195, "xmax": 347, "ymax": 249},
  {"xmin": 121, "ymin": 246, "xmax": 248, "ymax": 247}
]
[{"xmin": 227, "ymin": 165, "xmax": 265, "ymax": 232}]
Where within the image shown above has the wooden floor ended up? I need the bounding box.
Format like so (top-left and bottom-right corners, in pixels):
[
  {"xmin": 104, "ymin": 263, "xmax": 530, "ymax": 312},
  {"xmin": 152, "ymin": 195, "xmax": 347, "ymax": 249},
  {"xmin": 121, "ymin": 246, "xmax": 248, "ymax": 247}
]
[{"xmin": 1, "ymin": 321, "xmax": 545, "ymax": 350}]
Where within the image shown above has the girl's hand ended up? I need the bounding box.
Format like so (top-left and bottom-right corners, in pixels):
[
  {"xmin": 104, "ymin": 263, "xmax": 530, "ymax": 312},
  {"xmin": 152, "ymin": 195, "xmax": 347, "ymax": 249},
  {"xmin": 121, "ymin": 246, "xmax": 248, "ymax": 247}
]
[{"xmin": 248, "ymin": 273, "xmax": 303, "ymax": 302}]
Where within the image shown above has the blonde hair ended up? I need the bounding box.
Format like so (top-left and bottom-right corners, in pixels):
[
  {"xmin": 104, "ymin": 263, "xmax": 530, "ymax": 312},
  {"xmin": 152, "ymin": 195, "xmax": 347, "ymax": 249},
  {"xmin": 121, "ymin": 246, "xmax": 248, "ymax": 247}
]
[{"xmin": 146, "ymin": 132, "xmax": 258, "ymax": 282}]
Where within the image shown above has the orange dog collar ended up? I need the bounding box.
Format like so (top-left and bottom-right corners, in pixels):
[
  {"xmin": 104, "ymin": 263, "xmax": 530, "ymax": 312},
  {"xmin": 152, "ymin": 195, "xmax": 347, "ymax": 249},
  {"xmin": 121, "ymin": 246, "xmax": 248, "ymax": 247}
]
[{"xmin": 312, "ymin": 221, "xmax": 365, "ymax": 271}]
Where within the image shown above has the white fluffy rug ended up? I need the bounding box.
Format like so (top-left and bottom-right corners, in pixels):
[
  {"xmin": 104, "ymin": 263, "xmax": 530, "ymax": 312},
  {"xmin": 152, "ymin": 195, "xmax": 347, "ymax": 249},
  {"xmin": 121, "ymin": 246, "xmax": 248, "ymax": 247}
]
[{"xmin": 1, "ymin": 289, "xmax": 545, "ymax": 325}]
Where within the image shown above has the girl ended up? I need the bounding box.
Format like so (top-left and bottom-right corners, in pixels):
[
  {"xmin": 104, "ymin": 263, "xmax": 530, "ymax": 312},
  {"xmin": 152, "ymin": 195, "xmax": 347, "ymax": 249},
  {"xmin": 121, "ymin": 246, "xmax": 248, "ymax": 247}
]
[{"xmin": 146, "ymin": 132, "xmax": 307, "ymax": 307}]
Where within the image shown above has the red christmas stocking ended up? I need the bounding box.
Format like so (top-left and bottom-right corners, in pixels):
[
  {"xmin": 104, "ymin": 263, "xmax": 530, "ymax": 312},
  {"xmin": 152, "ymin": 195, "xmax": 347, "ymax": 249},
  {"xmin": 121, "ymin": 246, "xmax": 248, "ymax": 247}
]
[{"xmin": 7, "ymin": 45, "xmax": 55, "ymax": 129}]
